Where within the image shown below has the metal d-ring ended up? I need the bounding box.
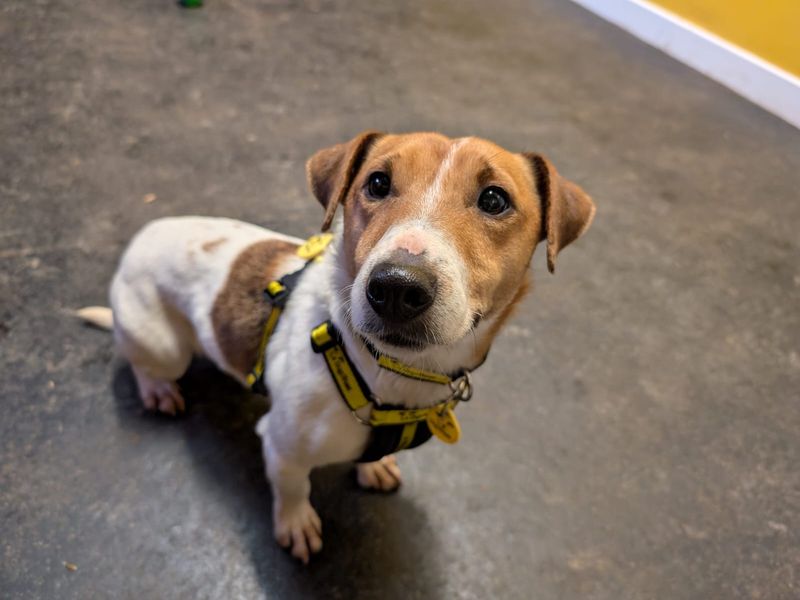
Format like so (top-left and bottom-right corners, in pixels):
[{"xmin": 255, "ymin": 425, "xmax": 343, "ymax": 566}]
[
  {"xmin": 449, "ymin": 370, "xmax": 473, "ymax": 402},
  {"xmin": 350, "ymin": 406, "xmax": 373, "ymax": 426}
]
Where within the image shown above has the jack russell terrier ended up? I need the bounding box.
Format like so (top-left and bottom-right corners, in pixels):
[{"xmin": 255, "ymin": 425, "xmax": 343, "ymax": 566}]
[{"xmin": 78, "ymin": 131, "xmax": 595, "ymax": 563}]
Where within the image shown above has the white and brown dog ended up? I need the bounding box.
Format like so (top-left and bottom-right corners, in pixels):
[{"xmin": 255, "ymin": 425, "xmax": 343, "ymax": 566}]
[{"xmin": 79, "ymin": 131, "xmax": 595, "ymax": 563}]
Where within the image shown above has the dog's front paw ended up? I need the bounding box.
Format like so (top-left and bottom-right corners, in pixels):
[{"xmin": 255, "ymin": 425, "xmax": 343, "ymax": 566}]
[
  {"xmin": 274, "ymin": 500, "xmax": 322, "ymax": 564},
  {"xmin": 356, "ymin": 454, "xmax": 402, "ymax": 492}
]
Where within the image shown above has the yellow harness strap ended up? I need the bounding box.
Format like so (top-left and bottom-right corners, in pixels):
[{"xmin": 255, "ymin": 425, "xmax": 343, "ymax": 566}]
[
  {"xmin": 375, "ymin": 355, "xmax": 453, "ymax": 385},
  {"xmin": 245, "ymin": 281, "xmax": 285, "ymax": 388},
  {"xmin": 310, "ymin": 320, "xmax": 464, "ymax": 445},
  {"xmin": 310, "ymin": 321, "xmax": 371, "ymax": 411},
  {"xmin": 296, "ymin": 234, "xmax": 334, "ymax": 261},
  {"xmin": 358, "ymin": 334, "xmax": 462, "ymax": 386},
  {"xmin": 246, "ymin": 234, "xmax": 333, "ymax": 389}
]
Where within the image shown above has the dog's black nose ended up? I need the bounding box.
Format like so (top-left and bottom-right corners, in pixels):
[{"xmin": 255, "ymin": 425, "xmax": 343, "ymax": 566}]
[{"xmin": 366, "ymin": 262, "xmax": 436, "ymax": 322}]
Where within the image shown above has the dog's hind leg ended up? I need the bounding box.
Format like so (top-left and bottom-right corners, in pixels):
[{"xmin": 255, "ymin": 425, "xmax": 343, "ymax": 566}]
[
  {"xmin": 111, "ymin": 282, "xmax": 194, "ymax": 415},
  {"xmin": 130, "ymin": 367, "xmax": 186, "ymax": 416},
  {"xmin": 117, "ymin": 320, "xmax": 193, "ymax": 415}
]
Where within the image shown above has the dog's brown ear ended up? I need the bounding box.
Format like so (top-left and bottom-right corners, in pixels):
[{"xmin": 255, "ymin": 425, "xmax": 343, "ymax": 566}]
[
  {"xmin": 306, "ymin": 130, "xmax": 383, "ymax": 231},
  {"xmin": 524, "ymin": 153, "xmax": 596, "ymax": 273}
]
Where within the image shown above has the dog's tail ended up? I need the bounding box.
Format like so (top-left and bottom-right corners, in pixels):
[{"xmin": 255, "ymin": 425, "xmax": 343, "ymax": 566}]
[{"xmin": 75, "ymin": 306, "xmax": 114, "ymax": 331}]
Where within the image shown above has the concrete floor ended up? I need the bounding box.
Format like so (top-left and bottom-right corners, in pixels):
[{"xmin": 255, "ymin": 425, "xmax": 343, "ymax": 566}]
[{"xmin": 2, "ymin": 0, "xmax": 799, "ymax": 598}]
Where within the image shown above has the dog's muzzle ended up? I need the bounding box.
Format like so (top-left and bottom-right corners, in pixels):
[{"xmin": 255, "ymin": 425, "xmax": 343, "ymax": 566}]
[
  {"xmin": 363, "ymin": 248, "xmax": 440, "ymax": 349},
  {"xmin": 366, "ymin": 260, "xmax": 437, "ymax": 323}
]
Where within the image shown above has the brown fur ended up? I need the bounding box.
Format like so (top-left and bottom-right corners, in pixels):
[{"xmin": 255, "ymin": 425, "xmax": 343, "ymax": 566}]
[
  {"xmin": 212, "ymin": 239, "xmax": 299, "ymax": 377},
  {"xmin": 305, "ymin": 131, "xmax": 594, "ymax": 368},
  {"xmin": 307, "ymin": 130, "xmax": 383, "ymax": 231},
  {"xmin": 202, "ymin": 237, "xmax": 228, "ymax": 253},
  {"xmin": 477, "ymin": 276, "xmax": 531, "ymax": 362},
  {"xmin": 337, "ymin": 134, "xmax": 453, "ymax": 280},
  {"xmin": 524, "ymin": 153, "xmax": 596, "ymax": 273}
]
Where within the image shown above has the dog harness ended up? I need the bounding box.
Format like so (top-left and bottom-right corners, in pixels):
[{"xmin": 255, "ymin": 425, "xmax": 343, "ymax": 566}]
[
  {"xmin": 310, "ymin": 320, "xmax": 473, "ymax": 462},
  {"xmin": 245, "ymin": 234, "xmax": 334, "ymax": 393},
  {"xmin": 249, "ymin": 234, "xmax": 474, "ymax": 463}
]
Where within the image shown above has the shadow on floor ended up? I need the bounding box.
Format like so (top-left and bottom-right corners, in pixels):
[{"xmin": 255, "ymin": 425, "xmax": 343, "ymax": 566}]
[{"xmin": 111, "ymin": 359, "xmax": 445, "ymax": 597}]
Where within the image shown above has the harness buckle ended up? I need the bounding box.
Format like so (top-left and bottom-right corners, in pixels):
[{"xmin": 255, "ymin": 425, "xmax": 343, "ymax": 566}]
[{"xmin": 264, "ymin": 283, "xmax": 290, "ymax": 308}]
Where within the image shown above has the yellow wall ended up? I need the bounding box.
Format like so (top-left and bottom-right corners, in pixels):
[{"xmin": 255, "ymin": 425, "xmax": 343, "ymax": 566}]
[{"xmin": 651, "ymin": 0, "xmax": 800, "ymax": 77}]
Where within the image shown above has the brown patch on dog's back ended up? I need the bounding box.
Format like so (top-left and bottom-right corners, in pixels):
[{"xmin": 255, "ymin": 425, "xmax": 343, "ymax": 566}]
[
  {"xmin": 212, "ymin": 239, "xmax": 299, "ymax": 378},
  {"xmin": 202, "ymin": 237, "xmax": 228, "ymax": 253}
]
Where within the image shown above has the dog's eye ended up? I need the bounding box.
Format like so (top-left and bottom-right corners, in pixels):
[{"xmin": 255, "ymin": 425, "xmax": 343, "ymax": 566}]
[
  {"xmin": 366, "ymin": 171, "xmax": 391, "ymax": 199},
  {"xmin": 477, "ymin": 186, "xmax": 511, "ymax": 215}
]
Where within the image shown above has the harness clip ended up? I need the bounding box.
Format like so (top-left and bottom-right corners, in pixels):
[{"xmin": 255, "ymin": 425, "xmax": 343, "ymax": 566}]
[{"xmin": 449, "ymin": 371, "xmax": 473, "ymax": 402}]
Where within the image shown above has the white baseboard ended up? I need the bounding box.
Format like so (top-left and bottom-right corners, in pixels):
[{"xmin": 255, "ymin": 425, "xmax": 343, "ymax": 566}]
[{"xmin": 571, "ymin": 0, "xmax": 800, "ymax": 130}]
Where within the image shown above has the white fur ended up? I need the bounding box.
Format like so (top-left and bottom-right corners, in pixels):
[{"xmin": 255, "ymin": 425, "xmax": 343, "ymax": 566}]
[
  {"xmin": 109, "ymin": 217, "xmax": 304, "ymax": 384},
  {"xmin": 75, "ymin": 306, "xmax": 113, "ymax": 329},
  {"xmin": 348, "ymin": 219, "xmax": 474, "ymax": 360},
  {"xmin": 418, "ymin": 137, "xmax": 469, "ymax": 217},
  {"xmin": 96, "ymin": 214, "xmax": 499, "ymax": 563}
]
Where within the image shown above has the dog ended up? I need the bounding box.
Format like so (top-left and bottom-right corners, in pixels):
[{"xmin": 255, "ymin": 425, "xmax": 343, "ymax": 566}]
[{"xmin": 78, "ymin": 131, "xmax": 595, "ymax": 563}]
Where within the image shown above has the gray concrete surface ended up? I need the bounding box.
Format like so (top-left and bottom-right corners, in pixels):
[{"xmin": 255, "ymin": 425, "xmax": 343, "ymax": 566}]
[{"xmin": 2, "ymin": 0, "xmax": 799, "ymax": 598}]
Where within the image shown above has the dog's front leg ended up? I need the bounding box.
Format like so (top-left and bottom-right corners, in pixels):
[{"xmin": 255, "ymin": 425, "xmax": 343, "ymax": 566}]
[
  {"xmin": 356, "ymin": 454, "xmax": 402, "ymax": 492},
  {"xmin": 262, "ymin": 437, "xmax": 322, "ymax": 564}
]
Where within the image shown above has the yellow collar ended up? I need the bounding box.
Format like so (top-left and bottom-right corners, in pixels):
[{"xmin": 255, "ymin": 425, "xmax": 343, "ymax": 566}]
[{"xmin": 311, "ymin": 320, "xmax": 471, "ymax": 444}]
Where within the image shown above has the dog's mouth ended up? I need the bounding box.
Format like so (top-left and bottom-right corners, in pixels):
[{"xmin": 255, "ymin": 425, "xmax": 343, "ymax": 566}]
[
  {"xmin": 356, "ymin": 311, "xmax": 484, "ymax": 352},
  {"xmin": 376, "ymin": 329, "xmax": 428, "ymax": 350},
  {"xmin": 358, "ymin": 322, "xmax": 432, "ymax": 351}
]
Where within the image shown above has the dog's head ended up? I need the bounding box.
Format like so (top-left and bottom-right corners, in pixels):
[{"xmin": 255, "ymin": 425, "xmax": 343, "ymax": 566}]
[{"xmin": 307, "ymin": 131, "xmax": 595, "ymax": 357}]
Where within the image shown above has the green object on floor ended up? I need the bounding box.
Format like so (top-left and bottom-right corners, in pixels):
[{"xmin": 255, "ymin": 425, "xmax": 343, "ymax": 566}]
[{"xmin": 180, "ymin": 0, "xmax": 203, "ymax": 7}]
